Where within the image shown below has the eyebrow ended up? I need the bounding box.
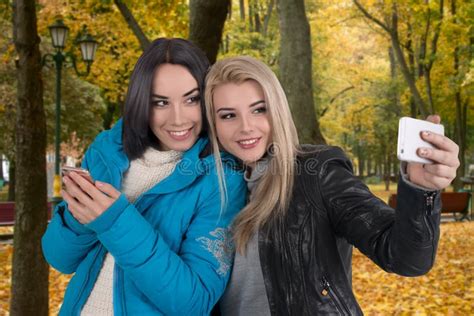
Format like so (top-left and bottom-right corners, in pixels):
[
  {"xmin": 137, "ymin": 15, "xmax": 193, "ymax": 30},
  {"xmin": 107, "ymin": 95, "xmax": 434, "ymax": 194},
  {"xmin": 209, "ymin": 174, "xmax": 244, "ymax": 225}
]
[
  {"xmin": 216, "ymin": 100, "xmax": 265, "ymax": 113},
  {"xmin": 151, "ymin": 87, "xmax": 199, "ymax": 99}
]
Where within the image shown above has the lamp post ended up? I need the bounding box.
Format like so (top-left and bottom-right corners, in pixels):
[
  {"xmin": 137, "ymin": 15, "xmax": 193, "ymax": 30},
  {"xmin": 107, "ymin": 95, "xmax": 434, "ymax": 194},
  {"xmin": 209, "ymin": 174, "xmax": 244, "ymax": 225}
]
[{"xmin": 42, "ymin": 19, "xmax": 98, "ymax": 204}]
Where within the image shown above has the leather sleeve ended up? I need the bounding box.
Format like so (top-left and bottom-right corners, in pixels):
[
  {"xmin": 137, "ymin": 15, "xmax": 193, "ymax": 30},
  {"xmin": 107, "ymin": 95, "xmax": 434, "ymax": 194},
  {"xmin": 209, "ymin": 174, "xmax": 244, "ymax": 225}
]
[{"xmin": 315, "ymin": 147, "xmax": 441, "ymax": 276}]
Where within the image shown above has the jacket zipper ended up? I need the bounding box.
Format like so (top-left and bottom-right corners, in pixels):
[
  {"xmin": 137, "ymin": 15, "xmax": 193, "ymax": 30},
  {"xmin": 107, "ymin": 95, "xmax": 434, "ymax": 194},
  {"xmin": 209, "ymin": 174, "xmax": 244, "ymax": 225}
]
[
  {"xmin": 71, "ymin": 246, "xmax": 103, "ymax": 314},
  {"xmin": 321, "ymin": 276, "xmax": 350, "ymax": 315},
  {"xmin": 424, "ymin": 192, "xmax": 436, "ymax": 216},
  {"xmin": 423, "ymin": 192, "xmax": 436, "ymax": 240},
  {"xmin": 423, "ymin": 192, "xmax": 436, "ymax": 265}
]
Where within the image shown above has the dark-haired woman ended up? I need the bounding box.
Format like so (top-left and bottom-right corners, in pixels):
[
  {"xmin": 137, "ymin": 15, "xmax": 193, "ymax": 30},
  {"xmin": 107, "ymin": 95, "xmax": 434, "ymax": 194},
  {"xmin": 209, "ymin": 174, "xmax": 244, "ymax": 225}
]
[{"xmin": 42, "ymin": 38, "xmax": 246, "ymax": 315}]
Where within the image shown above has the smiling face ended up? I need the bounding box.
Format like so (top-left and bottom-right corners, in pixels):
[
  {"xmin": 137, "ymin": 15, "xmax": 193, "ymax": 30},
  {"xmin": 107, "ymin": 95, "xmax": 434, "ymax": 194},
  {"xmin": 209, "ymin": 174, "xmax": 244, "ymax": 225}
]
[
  {"xmin": 150, "ymin": 63, "xmax": 202, "ymax": 151},
  {"xmin": 212, "ymin": 80, "xmax": 272, "ymax": 168}
]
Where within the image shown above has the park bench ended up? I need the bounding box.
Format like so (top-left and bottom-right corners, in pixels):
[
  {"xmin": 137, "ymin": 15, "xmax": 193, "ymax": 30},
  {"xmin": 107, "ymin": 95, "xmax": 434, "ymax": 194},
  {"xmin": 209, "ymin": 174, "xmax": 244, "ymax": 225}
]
[
  {"xmin": 0, "ymin": 202, "xmax": 53, "ymax": 226},
  {"xmin": 388, "ymin": 192, "xmax": 471, "ymax": 221}
]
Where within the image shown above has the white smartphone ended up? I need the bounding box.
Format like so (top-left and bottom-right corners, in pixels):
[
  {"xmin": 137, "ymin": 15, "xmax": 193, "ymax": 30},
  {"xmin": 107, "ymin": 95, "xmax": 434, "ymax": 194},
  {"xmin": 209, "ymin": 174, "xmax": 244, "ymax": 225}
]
[{"xmin": 397, "ymin": 117, "xmax": 444, "ymax": 164}]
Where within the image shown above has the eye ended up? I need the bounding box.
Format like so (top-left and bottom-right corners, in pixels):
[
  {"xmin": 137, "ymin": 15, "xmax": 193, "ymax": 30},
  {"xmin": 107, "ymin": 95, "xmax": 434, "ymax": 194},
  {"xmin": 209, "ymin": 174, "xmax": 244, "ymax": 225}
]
[
  {"xmin": 219, "ymin": 113, "xmax": 235, "ymax": 120},
  {"xmin": 151, "ymin": 99, "xmax": 168, "ymax": 107},
  {"xmin": 253, "ymin": 106, "xmax": 267, "ymax": 114},
  {"xmin": 186, "ymin": 95, "xmax": 201, "ymax": 104}
]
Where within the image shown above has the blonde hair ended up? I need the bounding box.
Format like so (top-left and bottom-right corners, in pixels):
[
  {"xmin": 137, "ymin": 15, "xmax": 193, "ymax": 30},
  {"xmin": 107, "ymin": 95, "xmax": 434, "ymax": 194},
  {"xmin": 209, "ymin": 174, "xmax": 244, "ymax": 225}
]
[{"xmin": 205, "ymin": 56, "xmax": 299, "ymax": 254}]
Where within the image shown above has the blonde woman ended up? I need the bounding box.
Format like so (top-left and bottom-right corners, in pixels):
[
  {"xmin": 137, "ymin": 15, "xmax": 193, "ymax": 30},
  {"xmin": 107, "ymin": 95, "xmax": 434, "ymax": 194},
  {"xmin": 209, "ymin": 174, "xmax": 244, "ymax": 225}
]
[{"xmin": 205, "ymin": 56, "xmax": 459, "ymax": 315}]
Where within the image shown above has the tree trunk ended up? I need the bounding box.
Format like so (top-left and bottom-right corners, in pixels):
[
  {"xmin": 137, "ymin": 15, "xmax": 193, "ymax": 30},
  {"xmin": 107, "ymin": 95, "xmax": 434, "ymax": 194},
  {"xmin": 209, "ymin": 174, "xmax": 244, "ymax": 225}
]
[
  {"xmin": 358, "ymin": 147, "xmax": 365, "ymax": 177},
  {"xmin": 8, "ymin": 159, "xmax": 15, "ymax": 201},
  {"xmin": 353, "ymin": 0, "xmax": 429, "ymax": 117},
  {"xmin": 102, "ymin": 100, "xmax": 118, "ymax": 130},
  {"xmin": 254, "ymin": 0, "xmax": 261, "ymax": 33},
  {"xmin": 0, "ymin": 155, "xmax": 4, "ymax": 182},
  {"xmin": 451, "ymin": 0, "xmax": 465, "ymax": 191},
  {"xmin": 392, "ymin": 157, "xmax": 398, "ymax": 179},
  {"xmin": 277, "ymin": 0, "xmax": 325, "ymax": 144},
  {"xmin": 114, "ymin": 0, "xmax": 150, "ymax": 51},
  {"xmin": 453, "ymin": 87, "xmax": 464, "ymax": 191},
  {"xmin": 384, "ymin": 149, "xmax": 390, "ymax": 191},
  {"xmin": 390, "ymin": 31, "xmax": 429, "ymax": 117},
  {"xmin": 10, "ymin": 0, "xmax": 49, "ymax": 314},
  {"xmin": 376, "ymin": 159, "xmax": 381, "ymax": 179},
  {"xmin": 239, "ymin": 0, "xmax": 245, "ymax": 20},
  {"xmin": 389, "ymin": 46, "xmax": 400, "ymax": 114},
  {"xmin": 262, "ymin": 0, "xmax": 275, "ymax": 36},
  {"xmin": 425, "ymin": 69, "xmax": 435, "ymax": 113},
  {"xmin": 189, "ymin": 0, "xmax": 230, "ymax": 64},
  {"xmin": 249, "ymin": 0, "xmax": 254, "ymax": 31},
  {"xmin": 367, "ymin": 157, "xmax": 372, "ymax": 176},
  {"xmin": 425, "ymin": 0, "xmax": 444, "ymax": 114},
  {"xmin": 407, "ymin": 22, "xmax": 418, "ymax": 117}
]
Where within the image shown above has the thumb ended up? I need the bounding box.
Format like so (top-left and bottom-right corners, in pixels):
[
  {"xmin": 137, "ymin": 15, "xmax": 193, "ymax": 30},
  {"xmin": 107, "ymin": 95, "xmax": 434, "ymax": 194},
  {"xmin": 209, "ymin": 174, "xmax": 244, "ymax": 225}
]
[
  {"xmin": 95, "ymin": 181, "xmax": 121, "ymax": 199},
  {"xmin": 426, "ymin": 114, "xmax": 441, "ymax": 124}
]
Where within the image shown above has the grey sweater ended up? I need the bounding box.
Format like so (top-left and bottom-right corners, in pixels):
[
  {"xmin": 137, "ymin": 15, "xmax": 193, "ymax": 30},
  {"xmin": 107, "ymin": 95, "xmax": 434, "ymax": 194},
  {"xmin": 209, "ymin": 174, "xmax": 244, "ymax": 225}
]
[{"xmin": 220, "ymin": 159, "xmax": 271, "ymax": 316}]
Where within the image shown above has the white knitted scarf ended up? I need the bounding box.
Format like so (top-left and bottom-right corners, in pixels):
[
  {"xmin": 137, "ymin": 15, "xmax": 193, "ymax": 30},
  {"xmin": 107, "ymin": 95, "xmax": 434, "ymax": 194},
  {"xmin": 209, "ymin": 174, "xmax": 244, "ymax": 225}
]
[{"xmin": 81, "ymin": 147, "xmax": 181, "ymax": 315}]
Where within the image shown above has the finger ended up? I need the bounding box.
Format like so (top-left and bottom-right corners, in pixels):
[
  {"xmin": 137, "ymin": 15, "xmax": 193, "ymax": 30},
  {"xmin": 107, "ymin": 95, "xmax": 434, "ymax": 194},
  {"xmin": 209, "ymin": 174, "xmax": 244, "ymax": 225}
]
[
  {"xmin": 69, "ymin": 172, "xmax": 104, "ymax": 201},
  {"xmin": 422, "ymin": 164, "xmax": 457, "ymax": 180},
  {"xmin": 95, "ymin": 181, "xmax": 121, "ymax": 199},
  {"xmin": 425, "ymin": 114, "xmax": 441, "ymax": 124},
  {"xmin": 62, "ymin": 190, "xmax": 89, "ymax": 224},
  {"xmin": 420, "ymin": 131, "xmax": 459, "ymax": 154},
  {"xmin": 63, "ymin": 175, "xmax": 95, "ymax": 206},
  {"xmin": 422, "ymin": 173, "xmax": 453, "ymax": 190},
  {"xmin": 418, "ymin": 147, "xmax": 460, "ymax": 168}
]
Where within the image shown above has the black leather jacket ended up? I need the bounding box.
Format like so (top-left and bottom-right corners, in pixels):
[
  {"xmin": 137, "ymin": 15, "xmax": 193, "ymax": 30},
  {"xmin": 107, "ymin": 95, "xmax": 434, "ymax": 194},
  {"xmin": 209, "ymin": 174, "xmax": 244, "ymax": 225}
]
[{"xmin": 258, "ymin": 146, "xmax": 441, "ymax": 315}]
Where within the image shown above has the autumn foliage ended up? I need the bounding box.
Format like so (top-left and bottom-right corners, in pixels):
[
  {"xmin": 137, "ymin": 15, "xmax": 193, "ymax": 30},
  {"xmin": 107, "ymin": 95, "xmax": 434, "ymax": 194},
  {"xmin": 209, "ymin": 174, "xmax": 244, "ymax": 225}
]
[
  {"xmin": 353, "ymin": 222, "xmax": 474, "ymax": 315},
  {"xmin": 0, "ymin": 221, "xmax": 472, "ymax": 314}
]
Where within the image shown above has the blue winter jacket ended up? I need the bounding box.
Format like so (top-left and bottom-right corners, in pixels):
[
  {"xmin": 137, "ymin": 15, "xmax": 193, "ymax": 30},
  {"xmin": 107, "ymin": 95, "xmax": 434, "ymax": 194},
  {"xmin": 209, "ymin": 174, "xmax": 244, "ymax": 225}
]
[{"xmin": 41, "ymin": 120, "xmax": 247, "ymax": 315}]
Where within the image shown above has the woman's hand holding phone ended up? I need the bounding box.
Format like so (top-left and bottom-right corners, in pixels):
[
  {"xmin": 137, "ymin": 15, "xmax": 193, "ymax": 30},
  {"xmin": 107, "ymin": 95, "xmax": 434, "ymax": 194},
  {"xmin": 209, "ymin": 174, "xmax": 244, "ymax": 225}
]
[
  {"xmin": 62, "ymin": 171, "xmax": 121, "ymax": 224},
  {"xmin": 406, "ymin": 115, "xmax": 460, "ymax": 190}
]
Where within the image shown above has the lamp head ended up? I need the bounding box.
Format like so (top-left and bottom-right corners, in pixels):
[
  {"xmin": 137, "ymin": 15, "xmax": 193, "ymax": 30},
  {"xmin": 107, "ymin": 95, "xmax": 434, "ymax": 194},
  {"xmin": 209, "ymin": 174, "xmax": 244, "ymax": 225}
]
[{"xmin": 48, "ymin": 19, "xmax": 69, "ymax": 51}]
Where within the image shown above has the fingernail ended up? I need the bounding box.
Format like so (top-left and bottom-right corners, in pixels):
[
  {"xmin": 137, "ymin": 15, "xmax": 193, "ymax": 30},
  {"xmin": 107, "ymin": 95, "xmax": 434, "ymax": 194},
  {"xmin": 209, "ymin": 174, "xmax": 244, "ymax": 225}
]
[
  {"xmin": 63, "ymin": 177, "xmax": 69, "ymax": 183},
  {"xmin": 95, "ymin": 181, "xmax": 104, "ymax": 187},
  {"xmin": 419, "ymin": 148, "xmax": 429, "ymax": 156},
  {"xmin": 422, "ymin": 131, "xmax": 430, "ymax": 137}
]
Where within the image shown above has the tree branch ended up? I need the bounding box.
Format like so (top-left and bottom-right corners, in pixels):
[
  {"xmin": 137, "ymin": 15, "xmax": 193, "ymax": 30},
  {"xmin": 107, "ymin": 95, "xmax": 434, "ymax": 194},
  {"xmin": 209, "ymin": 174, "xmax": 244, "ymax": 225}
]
[
  {"xmin": 352, "ymin": 0, "xmax": 392, "ymax": 34},
  {"xmin": 421, "ymin": 0, "xmax": 431, "ymax": 62},
  {"xmin": 114, "ymin": 0, "xmax": 150, "ymax": 51},
  {"xmin": 329, "ymin": 15, "xmax": 358, "ymax": 27},
  {"xmin": 330, "ymin": 85, "xmax": 355, "ymax": 104},
  {"xmin": 359, "ymin": 18, "xmax": 389, "ymax": 39},
  {"xmin": 390, "ymin": 2, "xmax": 429, "ymax": 116},
  {"xmin": 427, "ymin": 0, "xmax": 444, "ymax": 71},
  {"xmin": 262, "ymin": 0, "xmax": 275, "ymax": 36}
]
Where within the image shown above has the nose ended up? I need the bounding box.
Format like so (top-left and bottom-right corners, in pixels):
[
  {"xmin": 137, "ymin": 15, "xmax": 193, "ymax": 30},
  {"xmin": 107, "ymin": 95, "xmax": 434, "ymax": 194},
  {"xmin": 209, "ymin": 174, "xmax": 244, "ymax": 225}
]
[
  {"xmin": 170, "ymin": 104, "xmax": 184, "ymax": 126},
  {"xmin": 239, "ymin": 115, "xmax": 254, "ymax": 134}
]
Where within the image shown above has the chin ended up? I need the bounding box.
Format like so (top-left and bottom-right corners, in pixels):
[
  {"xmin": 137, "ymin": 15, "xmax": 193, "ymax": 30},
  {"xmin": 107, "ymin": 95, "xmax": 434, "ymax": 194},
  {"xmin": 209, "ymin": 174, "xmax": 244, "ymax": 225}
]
[
  {"xmin": 162, "ymin": 139, "xmax": 196, "ymax": 152},
  {"xmin": 173, "ymin": 143, "xmax": 194, "ymax": 152},
  {"xmin": 241, "ymin": 154, "xmax": 265, "ymax": 166}
]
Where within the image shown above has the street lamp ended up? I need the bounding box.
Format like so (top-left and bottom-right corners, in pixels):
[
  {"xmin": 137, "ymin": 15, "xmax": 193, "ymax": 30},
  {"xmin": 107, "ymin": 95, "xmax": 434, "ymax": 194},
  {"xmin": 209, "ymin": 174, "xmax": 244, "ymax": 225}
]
[{"xmin": 42, "ymin": 19, "xmax": 98, "ymax": 204}]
